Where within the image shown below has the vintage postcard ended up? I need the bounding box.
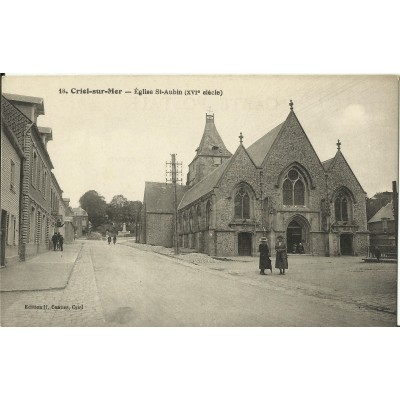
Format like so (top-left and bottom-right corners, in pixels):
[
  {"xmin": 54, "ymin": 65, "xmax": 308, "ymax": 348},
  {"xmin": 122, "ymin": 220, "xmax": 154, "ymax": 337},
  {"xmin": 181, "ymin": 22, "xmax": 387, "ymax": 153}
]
[{"xmin": 1, "ymin": 75, "xmax": 398, "ymax": 326}]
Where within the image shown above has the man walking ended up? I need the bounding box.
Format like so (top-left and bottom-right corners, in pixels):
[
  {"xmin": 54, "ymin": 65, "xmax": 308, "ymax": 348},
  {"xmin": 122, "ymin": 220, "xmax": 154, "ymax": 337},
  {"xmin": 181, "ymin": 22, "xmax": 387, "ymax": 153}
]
[
  {"xmin": 58, "ymin": 234, "xmax": 64, "ymax": 251},
  {"xmin": 51, "ymin": 233, "xmax": 58, "ymax": 251}
]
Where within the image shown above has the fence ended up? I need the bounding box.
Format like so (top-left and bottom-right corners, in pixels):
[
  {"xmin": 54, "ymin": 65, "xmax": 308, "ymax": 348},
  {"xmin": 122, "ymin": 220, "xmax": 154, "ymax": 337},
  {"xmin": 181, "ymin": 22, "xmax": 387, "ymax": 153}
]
[{"xmin": 367, "ymin": 245, "xmax": 397, "ymax": 259}]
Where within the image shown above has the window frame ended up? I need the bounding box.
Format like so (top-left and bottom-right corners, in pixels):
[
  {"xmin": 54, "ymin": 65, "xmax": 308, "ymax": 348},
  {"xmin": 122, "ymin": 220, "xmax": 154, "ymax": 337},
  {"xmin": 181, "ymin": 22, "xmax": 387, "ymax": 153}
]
[
  {"xmin": 234, "ymin": 187, "xmax": 251, "ymax": 220},
  {"xmin": 10, "ymin": 160, "xmax": 15, "ymax": 191},
  {"xmin": 282, "ymin": 168, "xmax": 307, "ymax": 207}
]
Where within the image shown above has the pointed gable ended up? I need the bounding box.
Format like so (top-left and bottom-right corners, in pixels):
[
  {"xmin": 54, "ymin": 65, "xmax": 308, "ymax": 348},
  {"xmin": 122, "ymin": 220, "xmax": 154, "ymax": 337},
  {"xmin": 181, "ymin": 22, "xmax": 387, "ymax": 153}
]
[
  {"xmin": 326, "ymin": 150, "xmax": 366, "ymax": 193},
  {"xmin": 196, "ymin": 114, "xmax": 231, "ymax": 157},
  {"xmin": 179, "ymin": 144, "xmax": 259, "ymax": 210}
]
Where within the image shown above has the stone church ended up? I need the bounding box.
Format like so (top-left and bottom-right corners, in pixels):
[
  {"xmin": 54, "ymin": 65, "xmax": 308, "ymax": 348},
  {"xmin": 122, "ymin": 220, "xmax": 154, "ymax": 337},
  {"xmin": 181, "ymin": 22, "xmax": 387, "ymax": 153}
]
[{"xmin": 143, "ymin": 101, "xmax": 369, "ymax": 257}]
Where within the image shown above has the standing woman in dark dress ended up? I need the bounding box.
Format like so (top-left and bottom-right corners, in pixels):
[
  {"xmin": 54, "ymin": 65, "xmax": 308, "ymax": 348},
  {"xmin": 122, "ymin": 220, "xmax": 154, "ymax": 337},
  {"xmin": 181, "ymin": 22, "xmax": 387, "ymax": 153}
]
[
  {"xmin": 275, "ymin": 235, "xmax": 288, "ymax": 275},
  {"xmin": 259, "ymin": 237, "xmax": 271, "ymax": 275}
]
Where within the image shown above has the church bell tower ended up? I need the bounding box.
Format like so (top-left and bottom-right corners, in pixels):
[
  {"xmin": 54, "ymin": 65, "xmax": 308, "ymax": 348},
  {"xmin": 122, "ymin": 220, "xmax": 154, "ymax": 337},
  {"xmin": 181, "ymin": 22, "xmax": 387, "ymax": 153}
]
[{"xmin": 186, "ymin": 113, "xmax": 232, "ymax": 187}]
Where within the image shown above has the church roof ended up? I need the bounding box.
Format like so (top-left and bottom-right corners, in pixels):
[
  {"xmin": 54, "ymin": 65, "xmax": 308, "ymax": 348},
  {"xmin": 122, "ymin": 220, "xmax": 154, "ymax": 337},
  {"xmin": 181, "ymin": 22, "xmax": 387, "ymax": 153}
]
[
  {"xmin": 368, "ymin": 202, "xmax": 394, "ymax": 223},
  {"xmin": 194, "ymin": 114, "xmax": 231, "ymax": 158},
  {"xmin": 144, "ymin": 182, "xmax": 188, "ymax": 213},
  {"xmin": 246, "ymin": 122, "xmax": 285, "ymax": 166},
  {"xmin": 322, "ymin": 157, "xmax": 335, "ymax": 171},
  {"xmin": 178, "ymin": 158, "xmax": 231, "ymax": 209}
]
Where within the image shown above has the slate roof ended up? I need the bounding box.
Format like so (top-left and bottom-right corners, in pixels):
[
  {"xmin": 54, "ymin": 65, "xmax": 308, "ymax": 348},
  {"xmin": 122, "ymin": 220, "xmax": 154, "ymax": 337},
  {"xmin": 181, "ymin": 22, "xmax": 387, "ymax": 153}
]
[
  {"xmin": 368, "ymin": 202, "xmax": 394, "ymax": 223},
  {"xmin": 2, "ymin": 93, "xmax": 45, "ymax": 115},
  {"xmin": 2, "ymin": 94, "xmax": 54, "ymax": 169},
  {"xmin": 246, "ymin": 122, "xmax": 285, "ymax": 166},
  {"xmin": 144, "ymin": 182, "xmax": 188, "ymax": 213},
  {"xmin": 178, "ymin": 158, "xmax": 231, "ymax": 209},
  {"xmin": 195, "ymin": 114, "xmax": 231, "ymax": 158},
  {"xmin": 1, "ymin": 95, "xmax": 32, "ymax": 149}
]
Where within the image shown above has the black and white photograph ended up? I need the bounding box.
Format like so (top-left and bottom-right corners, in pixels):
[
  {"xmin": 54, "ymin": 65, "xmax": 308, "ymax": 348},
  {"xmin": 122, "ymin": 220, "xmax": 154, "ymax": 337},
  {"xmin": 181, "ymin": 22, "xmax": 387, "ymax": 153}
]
[{"xmin": 1, "ymin": 75, "xmax": 398, "ymax": 327}]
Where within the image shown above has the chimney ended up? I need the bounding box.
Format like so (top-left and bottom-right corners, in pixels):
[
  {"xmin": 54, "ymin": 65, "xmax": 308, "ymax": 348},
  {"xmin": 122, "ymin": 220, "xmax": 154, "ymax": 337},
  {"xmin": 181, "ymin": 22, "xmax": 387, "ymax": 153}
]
[
  {"xmin": 38, "ymin": 127, "xmax": 53, "ymax": 148},
  {"xmin": 63, "ymin": 198, "xmax": 70, "ymax": 207}
]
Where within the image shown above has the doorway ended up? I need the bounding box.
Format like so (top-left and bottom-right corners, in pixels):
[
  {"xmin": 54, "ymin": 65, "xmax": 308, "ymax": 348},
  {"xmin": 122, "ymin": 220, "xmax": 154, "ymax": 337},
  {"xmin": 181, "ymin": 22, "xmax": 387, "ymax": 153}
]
[
  {"xmin": 340, "ymin": 234, "xmax": 353, "ymax": 255},
  {"xmin": 238, "ymin": 232, "xmax": 252, "ymax": 256},
  {"xmin": 287, "ymin": 219, "xmax": 302, "ymax": 253}
]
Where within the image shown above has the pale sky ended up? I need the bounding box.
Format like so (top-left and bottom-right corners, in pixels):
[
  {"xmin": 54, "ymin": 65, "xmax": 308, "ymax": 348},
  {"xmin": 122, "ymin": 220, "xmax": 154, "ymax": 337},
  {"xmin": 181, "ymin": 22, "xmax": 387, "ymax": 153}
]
[{"xmin": 3, "ymin": 75, "xmax": 398, "ymax": 207}]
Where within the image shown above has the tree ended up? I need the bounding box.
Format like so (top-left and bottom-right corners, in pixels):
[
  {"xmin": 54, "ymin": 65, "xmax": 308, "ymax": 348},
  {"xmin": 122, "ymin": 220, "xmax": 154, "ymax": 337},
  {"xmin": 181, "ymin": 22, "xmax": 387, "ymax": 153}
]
[
  {"xmin": 106, "ymin": 195, "xmax": 142, "ymax": 232},
  {"xmin": 79, "ymin": 190, "xmax": 107, "ymax": 229},
  {"xmin": 110, "ymin": 195, "xmax": 128, "ymax": 207}
]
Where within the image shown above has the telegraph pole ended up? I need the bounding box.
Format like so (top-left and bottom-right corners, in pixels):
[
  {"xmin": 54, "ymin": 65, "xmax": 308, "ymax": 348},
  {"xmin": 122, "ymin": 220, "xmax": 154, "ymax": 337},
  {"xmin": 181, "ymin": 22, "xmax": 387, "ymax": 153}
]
[{"xmin": 166, "ymin": 154, "xmax": 182, "ymax": 254}]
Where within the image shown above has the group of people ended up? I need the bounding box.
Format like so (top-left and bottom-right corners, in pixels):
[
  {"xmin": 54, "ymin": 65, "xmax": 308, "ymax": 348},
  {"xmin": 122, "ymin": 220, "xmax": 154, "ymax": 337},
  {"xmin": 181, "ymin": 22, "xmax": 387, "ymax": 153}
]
[
  {"xmin": 292, "ymin": 242, "xmax": 305, "ymax": 254},
  {"xmin": 106, "ymin": 234, "xmax": 117, "ymax": 245},
  {"xmin": 51, "ymin": 232, "xmax": 64, "ymax": 251},
  {"xmin": 258, "ymin": 235, "xmax": 288, "ymax": 275}
]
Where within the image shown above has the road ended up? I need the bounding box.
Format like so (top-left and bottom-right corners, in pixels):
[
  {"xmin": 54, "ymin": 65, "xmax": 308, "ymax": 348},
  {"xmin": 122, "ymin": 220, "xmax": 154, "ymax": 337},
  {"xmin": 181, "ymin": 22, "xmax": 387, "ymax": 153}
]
[
  {"xmin": 1, "ymin": 240, "xmax": 396, "ymax": 326},
  {"xmin": 90, "ymin": 241, "xmax": 395, "ymax": 327}
]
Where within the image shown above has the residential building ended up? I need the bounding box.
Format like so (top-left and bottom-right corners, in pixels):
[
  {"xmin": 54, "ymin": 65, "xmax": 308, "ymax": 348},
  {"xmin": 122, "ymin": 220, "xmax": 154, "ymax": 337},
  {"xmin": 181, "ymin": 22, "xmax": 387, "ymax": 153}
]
[{"xmin": 0, "ymin": 110, "xmax": 24, "ymax": 266}]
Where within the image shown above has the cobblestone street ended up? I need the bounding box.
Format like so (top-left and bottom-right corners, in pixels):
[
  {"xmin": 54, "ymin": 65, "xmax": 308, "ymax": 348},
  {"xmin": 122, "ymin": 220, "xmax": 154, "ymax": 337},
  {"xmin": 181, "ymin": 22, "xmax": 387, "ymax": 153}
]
[{"xmin": 1, "ymin": 240, "xmax": 397, "ymax": 327}]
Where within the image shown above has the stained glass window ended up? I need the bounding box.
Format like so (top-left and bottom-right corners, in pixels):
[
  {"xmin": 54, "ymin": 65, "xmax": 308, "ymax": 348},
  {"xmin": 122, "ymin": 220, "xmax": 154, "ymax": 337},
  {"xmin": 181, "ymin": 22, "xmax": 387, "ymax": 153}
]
[
  {"xmin": 234, "ymin": 188, "xmax": 250, "ymax": 219},
  {"xmin": 282, "ymin": 168, "xmax": 306, "ymax": 206},
  {"xmin": 335, "ymin": 193, "xmax": 350, "ymax": 221}
]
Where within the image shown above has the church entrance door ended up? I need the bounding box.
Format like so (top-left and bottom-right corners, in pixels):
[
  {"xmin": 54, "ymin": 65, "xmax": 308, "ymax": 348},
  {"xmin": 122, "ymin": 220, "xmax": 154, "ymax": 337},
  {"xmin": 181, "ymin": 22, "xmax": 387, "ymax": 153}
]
[
  {"xmin": 238, "ymin": 232, "xmax": 252, "ymax": 256},
  {"xmin": 340, "ymin": 234, "xmax": 353, "ymax": 255},
  {"xmin": 287, "ymin": 220, "xmax": 302, "ymax": 253}
]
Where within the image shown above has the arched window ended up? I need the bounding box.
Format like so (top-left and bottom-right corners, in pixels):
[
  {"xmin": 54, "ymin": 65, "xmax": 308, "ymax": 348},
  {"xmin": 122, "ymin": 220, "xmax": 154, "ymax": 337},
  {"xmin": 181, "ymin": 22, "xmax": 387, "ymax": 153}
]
[
  {"xmin": 335, "ymin": 192, "xmax": 350, "ymax": 222},
  {"xmin": 196, "ymin": 205, "xmax": 201, "ymax": 230},
  {"xmin": 282, "ymin": 168, "xmax": 306, "ymax": 206},
  {"xmin": 179, "ymin": 214, "xmax": 184, "ymax": 233},
  {"xmin": 189, "ymin": 210, "xmax": 193, "ymax": 232},
  {"xmin": 234, "ymin": 187, "xmax": 250, "ymax": 219},
  {"xmin": 183, "ymin": 212, "xmax": 187, "ymax": 231},
  {"xmin": 205, "ymin": 201, "xmax": 211, "ymax": 229}
]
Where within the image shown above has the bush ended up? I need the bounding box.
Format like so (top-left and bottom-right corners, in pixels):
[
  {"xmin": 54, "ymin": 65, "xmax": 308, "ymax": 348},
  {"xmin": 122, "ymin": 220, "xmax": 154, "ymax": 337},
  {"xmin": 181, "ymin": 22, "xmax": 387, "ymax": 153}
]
[{"xmin": 87, "ymin": 232, "xmax": 102, "ymax": 240}]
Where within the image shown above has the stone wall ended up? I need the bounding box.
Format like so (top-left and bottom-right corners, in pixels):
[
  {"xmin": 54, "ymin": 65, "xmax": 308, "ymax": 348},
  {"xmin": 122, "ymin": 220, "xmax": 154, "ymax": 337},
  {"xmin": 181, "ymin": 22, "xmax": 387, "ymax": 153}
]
[{"xmin": 146, "ymin": 213, "xmax": 174, "ymax": 247}]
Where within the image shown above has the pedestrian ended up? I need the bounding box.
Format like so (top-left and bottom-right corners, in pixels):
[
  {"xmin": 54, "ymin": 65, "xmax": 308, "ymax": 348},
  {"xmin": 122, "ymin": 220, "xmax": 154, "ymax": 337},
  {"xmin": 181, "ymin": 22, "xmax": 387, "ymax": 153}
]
[
  {"xmin": 58, "ymin": 234, "xmax": 64, "ymax": 251},
  {"xmin": 51, "ymin": 233, "xmax": 58, "ymax": 251},
  {"xmin": 56, "ymin": 232, "xmax": 61, "ymax": 250},
  {"xmin": 108, "ymin": 235, "xmax": 112, "ymax": 245},
  {"xmin": 374, "ymin": 246, "xmax": 381, "ymax": 262},
  {"xmin": 258, "ymin": 237, "xmax": 271, "ymax": 275},
  {"xmin": 113, "ymin": 234, "xmax": 117, "ymax": 245},
  {"xmin": 275, "ymin": 235, "xmax": 288, "ymax": 275},
  {"xmin": 297, "ymin": 242, "xmax": 305, "ymax": 254}
]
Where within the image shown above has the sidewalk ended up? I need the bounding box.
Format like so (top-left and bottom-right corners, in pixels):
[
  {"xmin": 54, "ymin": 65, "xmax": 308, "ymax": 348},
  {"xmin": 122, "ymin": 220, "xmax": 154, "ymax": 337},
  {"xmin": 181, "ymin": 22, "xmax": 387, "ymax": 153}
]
[{"xmin": 0, "ymin": 243, "xmax": 83, "ymax": 292}]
